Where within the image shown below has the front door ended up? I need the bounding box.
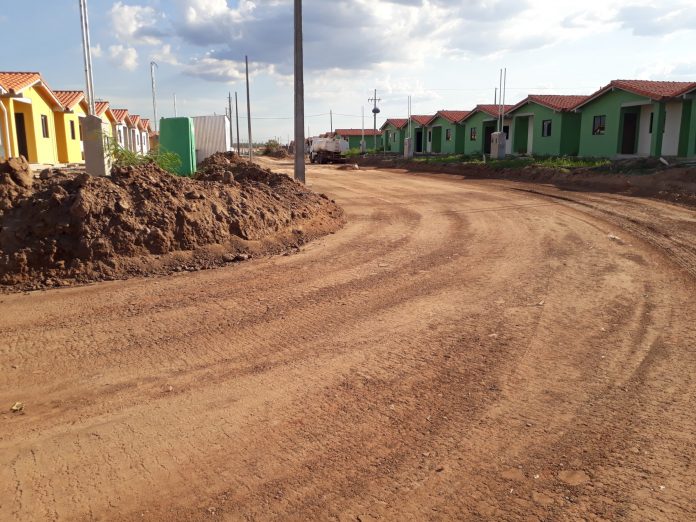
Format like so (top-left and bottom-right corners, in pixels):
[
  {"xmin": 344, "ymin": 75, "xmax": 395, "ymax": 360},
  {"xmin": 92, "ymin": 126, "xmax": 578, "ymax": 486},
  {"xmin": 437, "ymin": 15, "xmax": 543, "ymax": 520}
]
[
  {"xmin": 621, "ymin": 112, "xmax": 638, "ymax": 154},
  {"xmin": 14, "ymin": 113, "xmax": 29, "ymax": 159},
  {"xmin": 415, "ymin": 129, "xmax": 423, "ymax": 153},
  {"xmin": 484, "ymin": 124, "xmax": 495, "ymax": 154}
]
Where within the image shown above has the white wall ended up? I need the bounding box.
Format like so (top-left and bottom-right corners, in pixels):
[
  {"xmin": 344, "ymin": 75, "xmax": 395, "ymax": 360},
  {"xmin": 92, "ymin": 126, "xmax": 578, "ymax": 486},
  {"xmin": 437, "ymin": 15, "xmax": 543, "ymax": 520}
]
[
  {"xmin": 637, "ymin": 105, "xmax": 652, "ymax": 156},
  {"xmin": 662, "ymin": 101, "xmax": 682, "ymax": 156},
  {"xmin": 527, "ymin": 116, "xmax": 534, "ymax": 154}
]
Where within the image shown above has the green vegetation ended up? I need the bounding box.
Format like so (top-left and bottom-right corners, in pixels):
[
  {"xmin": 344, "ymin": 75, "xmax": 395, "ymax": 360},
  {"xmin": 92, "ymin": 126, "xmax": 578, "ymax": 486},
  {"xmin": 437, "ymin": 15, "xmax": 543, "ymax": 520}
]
[
  {"xmin": 106, "ymin": 139, "xmax": 182, "ymax": 175},
  {"xmin": 410, "ymin": 154, "xmax": 610, "ymax": 170}
]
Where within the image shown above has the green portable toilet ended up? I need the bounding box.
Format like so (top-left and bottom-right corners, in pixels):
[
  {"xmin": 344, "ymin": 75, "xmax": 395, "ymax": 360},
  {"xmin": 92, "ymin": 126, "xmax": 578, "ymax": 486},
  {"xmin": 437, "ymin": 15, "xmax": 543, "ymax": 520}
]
[{"xmin": 159, "ymin": 117, "xmax": 196, "ymax": 176}]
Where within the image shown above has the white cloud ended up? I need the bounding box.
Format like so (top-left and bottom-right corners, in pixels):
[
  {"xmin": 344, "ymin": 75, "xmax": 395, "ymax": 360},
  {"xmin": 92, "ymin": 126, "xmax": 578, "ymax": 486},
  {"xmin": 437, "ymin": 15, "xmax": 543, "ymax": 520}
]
[
  {"xmin": 110, "ymin": 1, "xmax": 165, "ymax": 45},
  {"xmin": 92, "ymin": 44, "xmax": 103, "ymax": 58},
  {"xmin": 152, "ymin": 44, "xmax": 179, "ymax": 65},
  {"xmin": 182, "ymin": 55, "xmax": 275, "ymax": 83},
  {"xmin": 109, "ymin": 45, "xmax": 139, "ymax": 71}
]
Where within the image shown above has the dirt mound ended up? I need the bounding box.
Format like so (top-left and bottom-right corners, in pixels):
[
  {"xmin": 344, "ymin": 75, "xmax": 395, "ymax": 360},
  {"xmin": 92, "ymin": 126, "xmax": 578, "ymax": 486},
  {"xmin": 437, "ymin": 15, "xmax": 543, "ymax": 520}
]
[{"xmin": 0, "ymin": 156, "xmax": 344, "ymax": 291}]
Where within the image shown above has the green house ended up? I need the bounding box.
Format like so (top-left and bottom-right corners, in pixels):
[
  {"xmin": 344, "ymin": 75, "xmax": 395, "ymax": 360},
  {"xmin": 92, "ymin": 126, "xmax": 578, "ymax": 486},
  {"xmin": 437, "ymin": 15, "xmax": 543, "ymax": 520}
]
[
  {"xmin": 460, "ymin": 105, "xmax": 513, "ymax": 156},
  {"xmin": 426, "ymin": 111, "xmax": 470, "ymax": 154},
  {"xmin": 508, "ymin": 95, "xmax": 588, "ymax": 157},
  {"xmin": 380, "ymin": 118, "xmax": 408, "ymax": 154},
  {"xmin": 404, "ymin": 115, "xmax": 436, "ymax": 154},
  {"xmin": 334, "ymin": 128, "xmax": 382, "ymax": 151},
  {"xmin": 576, "ymin": 80, "xmax": 696, "ymax": 158}
]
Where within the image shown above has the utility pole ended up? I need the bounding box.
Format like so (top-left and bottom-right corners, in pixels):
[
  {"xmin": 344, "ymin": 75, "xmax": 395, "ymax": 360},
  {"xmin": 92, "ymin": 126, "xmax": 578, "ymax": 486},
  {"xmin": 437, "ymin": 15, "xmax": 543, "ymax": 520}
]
[
  {"xmin": 330, "ymin": 109, "xmax": 333, "ymax": 134},
  {"xmin": 78, "ymin": 0, "xmax": 96, "ymax": 115},
  {"xmin": 173, "ymin": 93, "xmax": 177, "ymax": 117},
  {"xmin": 228, "ymin": 92, "xmax": 234, "ymax": 153},
  {"xmin": 235, "ymin": 91, "xmax": 241, "ymax": 154},
  {"xmin": 294, "ymin": 0, "xmax": 306, "ymax": 183},
  {"xmin": 245, "ymin": 55, "xmax": 253, "ymax": 161},
  {"xmin": 369, "ymin": 89, "xmax": 381, "ymax": 151},
  {"xmin": 150, "ymin": 61, "xmax": 158, "ymax": 131}
]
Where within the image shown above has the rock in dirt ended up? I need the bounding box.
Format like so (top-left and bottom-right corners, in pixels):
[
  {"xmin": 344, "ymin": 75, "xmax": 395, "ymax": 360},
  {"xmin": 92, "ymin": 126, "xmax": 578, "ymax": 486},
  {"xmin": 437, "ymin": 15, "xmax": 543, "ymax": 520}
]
[
  {"xmin": 0, "ymin": 152, "xmax": 344, "ymax": 291},
  {"xmin": 0, "ymin": 156, "xmax": 33, "ymax": 189}
]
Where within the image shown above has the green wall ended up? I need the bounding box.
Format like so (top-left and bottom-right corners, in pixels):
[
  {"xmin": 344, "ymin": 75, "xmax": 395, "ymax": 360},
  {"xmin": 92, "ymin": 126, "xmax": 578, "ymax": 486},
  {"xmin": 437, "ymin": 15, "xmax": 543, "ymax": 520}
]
[
  {"xmin": 462, "ymin": 112, "xmax": 498, "ymax": 155},
  {"xmin": 338, "ymin": 133, "xmax": 382, "ymax": 150},
  {"xmin": 427, "ymin": 116, "xmax": 460, "ymax": 154},
  {"xmin": 577, "ymin": 89, "xmax": 651, "ymax": 158},
  {"xmin": 382, "ymin": 124, "xmax": 405, "ymax": 153},
  {"xmin": 689, "ymin": 98, "xmax": 696, "ymax": 158},
  {"xmin": 509, "ymin": 102, "xmax": 583, "ymax": 156}
]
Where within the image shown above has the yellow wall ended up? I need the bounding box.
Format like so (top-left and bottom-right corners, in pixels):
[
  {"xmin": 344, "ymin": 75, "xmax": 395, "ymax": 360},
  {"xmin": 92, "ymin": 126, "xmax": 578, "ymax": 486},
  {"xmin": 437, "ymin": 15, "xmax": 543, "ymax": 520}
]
[
  {"xmin": 55, "ymin": 104, "xmax": 86, "ymax": 164},
  {"xmin": 2, "ymin": 87, "xmax": 60, "ymax": 164}
]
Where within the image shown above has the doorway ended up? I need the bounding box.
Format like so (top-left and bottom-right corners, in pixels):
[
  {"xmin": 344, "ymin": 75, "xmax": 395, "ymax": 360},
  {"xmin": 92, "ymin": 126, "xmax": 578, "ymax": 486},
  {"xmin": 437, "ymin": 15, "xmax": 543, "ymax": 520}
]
[
  {"xmin": 483, "ymin": 124, "xmax": 495, "ymax": 154},
  {"xmin": 621, "ymin": 111, "xmax": 638, "ymax": 154},
  {"xmin": 14, "ymin": 113, "xmax": 29, "ymax": 159},
  {"xmin": 415, "ymin": 129, "xmax": 423, "ymax": 153}
]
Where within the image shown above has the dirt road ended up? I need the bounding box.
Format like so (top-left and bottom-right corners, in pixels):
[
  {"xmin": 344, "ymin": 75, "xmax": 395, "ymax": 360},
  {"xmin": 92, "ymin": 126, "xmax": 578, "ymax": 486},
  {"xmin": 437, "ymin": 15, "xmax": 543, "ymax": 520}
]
[{"xmin": 1, "ymin": 159, "xmax": 695, "ymax": 521}]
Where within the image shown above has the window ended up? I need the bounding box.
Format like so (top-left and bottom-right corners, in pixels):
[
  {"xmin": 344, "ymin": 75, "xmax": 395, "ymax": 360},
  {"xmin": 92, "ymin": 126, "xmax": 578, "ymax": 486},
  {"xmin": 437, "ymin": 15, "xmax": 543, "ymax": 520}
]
[
  {"xmin": 445, "ymin": 128, "xmax": 452, "ymax": 141},
  {"xmin": 427, "ymin": 130, "xmax": 432, "ymax": 142},
  {"xmin": 592, "ymin": 115, "xmax": 606, "ymax": 135},
  {"xmin": 79, "ymin": 123, "xmax": 83, "ymax": 140},
  {"xmin": 503, "ymin": 125, "xmax": 509, "ymax": 139},
  {"xmin": 41, "ymin": 115, "xmax": 49, "ymax": 138},
  {"xmin": 70, "ymin": 120, "xmax": 76, "ymax": 140},
  {"xmin": 649, "ymin": 112, "xmax": 654, "ymax": 134},
  {"xmin": 118, "ymin": 128, "xmax": 123, "ymax": 144},
  {"xmin": 541, "ymin": 120, "xmax": 552, "ymax": 137},
  {"xmin": 470, "ymin": 127, "xmax": 477, "ymax": 141}
]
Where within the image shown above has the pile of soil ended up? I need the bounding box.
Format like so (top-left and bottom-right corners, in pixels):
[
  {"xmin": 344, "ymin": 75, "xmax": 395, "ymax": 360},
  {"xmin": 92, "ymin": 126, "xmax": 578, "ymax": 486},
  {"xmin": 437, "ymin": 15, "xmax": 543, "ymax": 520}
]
[
  {"xmin": 0, "ymin": 153, "xmax": 344, "ymax": 291},
  {"xmin": 356, "ymin": 156, "xmax": 696, "ymax": 207}
]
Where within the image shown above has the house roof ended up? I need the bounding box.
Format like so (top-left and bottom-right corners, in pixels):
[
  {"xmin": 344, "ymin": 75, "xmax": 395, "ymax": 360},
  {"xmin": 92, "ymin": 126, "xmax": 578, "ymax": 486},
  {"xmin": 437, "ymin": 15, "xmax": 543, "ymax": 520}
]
[
  {"xmin": 95, "ymin": 101, "xmax": 110, "ymax": 116},
  {"xmin": 509, "ymin": 94, "xmax": 590, "ymax": 113},
  {"xmin": 0, "ymin": 71, "xmax": 64, "ymax": 110},
  {"xmin": 111, "ymin": 109, "xmax": 130, "ymax": 123},
  {"xmin": 53, "ymin": 90, "xmax": 85, "ymax": 110},
  {"xmin": 435, "ymin": 110, "xmax": 471, "ymax": 123},
  {"xmin": 411, "ymin": 114, "xmax": 436, "ymax": 126},
  {"xmin": 575, "ymin": 79, "xmax": 696, "ymax": 110},
  {"xmin": 0, "ymin": 72, "xmax": 42, "ymax": 93},
  {"xmin": 381, "ymin": 118, "xmax": 408, "ymax": 130},
  {"xmin": 334, "ymin": 128, "xmax": 381, "ymax": 136},
  {"xmin": 130, "ymin": 114, "xmax": 142, "ymax": 128},
  {"xmin": 141, "ymin": 118, "xmax": 151, "ymax": 131}
]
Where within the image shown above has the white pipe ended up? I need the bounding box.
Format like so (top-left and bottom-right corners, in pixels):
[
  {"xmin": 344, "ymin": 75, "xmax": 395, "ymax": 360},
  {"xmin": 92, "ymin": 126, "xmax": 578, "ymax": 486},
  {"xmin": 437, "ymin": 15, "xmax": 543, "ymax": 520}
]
[{"xmin": 0, "ymin": 100, "xmax": 10, "ymax": 160}]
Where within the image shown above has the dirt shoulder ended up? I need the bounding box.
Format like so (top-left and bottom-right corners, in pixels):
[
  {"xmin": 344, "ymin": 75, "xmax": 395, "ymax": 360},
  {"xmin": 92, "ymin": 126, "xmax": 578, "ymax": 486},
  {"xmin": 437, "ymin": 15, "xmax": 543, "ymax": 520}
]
[{"xmin": 354, "ymin": 155, "xmax": 696, "ymax": 208}]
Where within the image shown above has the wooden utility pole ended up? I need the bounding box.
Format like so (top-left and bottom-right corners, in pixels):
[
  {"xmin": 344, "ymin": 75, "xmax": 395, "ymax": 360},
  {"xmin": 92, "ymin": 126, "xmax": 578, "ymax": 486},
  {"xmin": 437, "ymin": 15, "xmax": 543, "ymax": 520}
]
[
  {"xmin": 245, "ymin": 55, "xmax": 253, "ymax": 160},
  {"xmin": 294, "ymin": 0, "xmax": 306, "ymax": 183}
]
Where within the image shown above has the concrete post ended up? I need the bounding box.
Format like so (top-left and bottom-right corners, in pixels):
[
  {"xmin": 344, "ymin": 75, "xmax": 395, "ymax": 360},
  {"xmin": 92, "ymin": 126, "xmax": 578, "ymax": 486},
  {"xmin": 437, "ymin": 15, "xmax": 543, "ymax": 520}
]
[{"xmin": 83, "ymin": 115, "xmax": 109, "ymax": 176}]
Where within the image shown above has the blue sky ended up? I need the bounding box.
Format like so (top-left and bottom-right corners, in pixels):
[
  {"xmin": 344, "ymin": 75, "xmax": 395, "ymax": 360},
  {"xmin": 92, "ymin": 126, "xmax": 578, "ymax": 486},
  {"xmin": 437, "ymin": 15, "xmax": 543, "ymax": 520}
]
[{"xmin": 2, "ymin": 0, "xmax": 695, "ymax": 142}]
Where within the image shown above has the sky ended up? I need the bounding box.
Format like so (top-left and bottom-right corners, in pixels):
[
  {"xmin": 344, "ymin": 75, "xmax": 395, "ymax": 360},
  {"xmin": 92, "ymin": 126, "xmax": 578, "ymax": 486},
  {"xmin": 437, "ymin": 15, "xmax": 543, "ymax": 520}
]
[{"xmin": 2, "ymin": 0, "xmax": 695, "ymax": 142}]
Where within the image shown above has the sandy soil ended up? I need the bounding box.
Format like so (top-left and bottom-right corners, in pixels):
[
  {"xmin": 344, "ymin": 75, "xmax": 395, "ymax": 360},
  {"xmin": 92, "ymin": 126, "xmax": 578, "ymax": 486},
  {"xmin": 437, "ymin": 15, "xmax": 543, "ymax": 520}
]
[{"xmin": 1, "ymin": 157, "xmax": 695, "ymax": 521}]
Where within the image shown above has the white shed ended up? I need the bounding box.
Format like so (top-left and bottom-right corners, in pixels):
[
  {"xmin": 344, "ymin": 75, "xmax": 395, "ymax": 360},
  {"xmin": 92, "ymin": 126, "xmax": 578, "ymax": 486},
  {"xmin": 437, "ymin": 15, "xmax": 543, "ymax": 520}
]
[{"xmin": 192, "ymin": 115, "xmax": 231, "ymax": 165}]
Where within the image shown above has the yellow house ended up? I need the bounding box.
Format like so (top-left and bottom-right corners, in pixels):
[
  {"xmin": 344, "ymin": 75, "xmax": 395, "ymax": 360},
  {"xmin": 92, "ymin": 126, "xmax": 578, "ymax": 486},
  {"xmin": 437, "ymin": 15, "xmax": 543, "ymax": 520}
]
[
  {"xmin": 0, "ymin": 72, "xmax": 64, "ymax": 164},
  {"xmin": 53, "ymin": 90, "xmax": 88, "ymax": 164}
]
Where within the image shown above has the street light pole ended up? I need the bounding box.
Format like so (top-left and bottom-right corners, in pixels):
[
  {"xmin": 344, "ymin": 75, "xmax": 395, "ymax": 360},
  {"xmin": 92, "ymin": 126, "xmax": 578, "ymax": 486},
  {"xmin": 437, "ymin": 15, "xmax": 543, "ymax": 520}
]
[
  {"xmin": 78, "ymin": 0, "xmax": 96, "ymax": 115},
  {"xmin": 294, "ymin": 0, "xmax": 305, "ymax": 183},
  {"xmin": 150, "ymin": 61, "xmax": 158, "ymax": 131}
]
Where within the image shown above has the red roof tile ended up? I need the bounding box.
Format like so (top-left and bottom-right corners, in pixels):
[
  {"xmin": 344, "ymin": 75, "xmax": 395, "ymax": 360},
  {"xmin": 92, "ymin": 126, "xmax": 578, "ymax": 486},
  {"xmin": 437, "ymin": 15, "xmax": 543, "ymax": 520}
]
[
  {"xmin": 382, "ymin": 118, "xmax": 408, "ymax": 129},
  {"xmin": 475, "ymin": 104, "xmax": 515, "ymax": 118},
  {"xmin": 411, "ymin": 114, "xmax": 436, "ymax": 126},
  {"xmin": 435, "ymin": 110, "xmax": 471, "ymax": 123},
  {"xmin": 111, "ymin": 109, "xmax": 130, "ymax": 123},
  {"xmin": 611, "ymin": 79, "xmax": 696, "ymax": 100},
  {"xmin": 0, "ymin": 72, "xmax": 41, "ymax": 93},
  {"xmin": 141, "ymin": 118, "xmax": 151, "ymax": 131},
  {"xmin": 54, "ymin": 90, "xmax": 85, "ymax": 110},
  {"xmin": 130, "ymin": 114, "xmax": 142, "ymax": 127},
  {"xmin": 511, "ymin": 95, "xmax": 589, "ymax": 113},
  {"xmin": 95, "ymin": 101, "xmax": 110, "ymax": 117},
  {"xmin": 334, "ymin": 128, "xmax": 381, "ymax": 136}
]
